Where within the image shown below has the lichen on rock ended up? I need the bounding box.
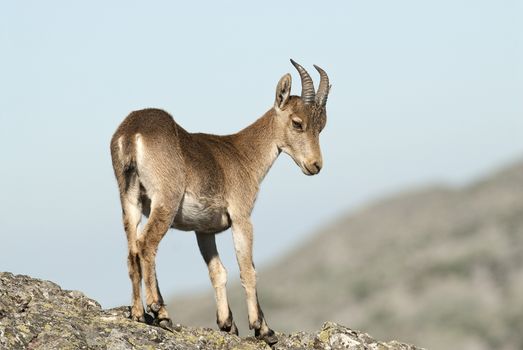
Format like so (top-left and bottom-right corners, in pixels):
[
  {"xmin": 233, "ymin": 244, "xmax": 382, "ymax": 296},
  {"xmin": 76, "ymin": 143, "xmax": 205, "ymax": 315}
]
[{"xmin": 0, "ymin": 272, "xmax": 423, "ymax": 349}]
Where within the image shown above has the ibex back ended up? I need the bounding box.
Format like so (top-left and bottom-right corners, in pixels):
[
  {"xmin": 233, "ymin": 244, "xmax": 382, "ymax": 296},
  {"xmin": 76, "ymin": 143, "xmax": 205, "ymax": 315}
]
[{"xmin": 110, "ymin": 59, "xmax": 331, "ymax": 345}]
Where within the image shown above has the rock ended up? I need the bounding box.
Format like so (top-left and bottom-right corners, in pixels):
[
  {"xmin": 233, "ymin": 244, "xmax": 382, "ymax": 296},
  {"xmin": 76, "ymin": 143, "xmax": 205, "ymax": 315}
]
[{"xmin": 0, "ymin": 272, "xmax": 423, "ymax": 349}]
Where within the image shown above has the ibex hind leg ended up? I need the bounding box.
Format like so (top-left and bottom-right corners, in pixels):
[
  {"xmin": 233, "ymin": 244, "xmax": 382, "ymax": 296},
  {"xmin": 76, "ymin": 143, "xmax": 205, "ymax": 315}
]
[
  {"xmin": 137, "ymin": 192, "xmax": 181, "ymax": 331},
  {"xmin": 133, "ymin": 132, "xmax": 186, "ymax": 331},
  {"xmin": 119, "ymin": 171, "xmax": 146, "ymax": 323}
]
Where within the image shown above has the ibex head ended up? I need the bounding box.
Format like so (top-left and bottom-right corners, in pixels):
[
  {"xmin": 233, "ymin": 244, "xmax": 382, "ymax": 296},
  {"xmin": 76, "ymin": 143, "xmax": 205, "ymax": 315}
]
[{"xmin": 273, "ymin": 59, "xmax": 330, "ymax": 176}]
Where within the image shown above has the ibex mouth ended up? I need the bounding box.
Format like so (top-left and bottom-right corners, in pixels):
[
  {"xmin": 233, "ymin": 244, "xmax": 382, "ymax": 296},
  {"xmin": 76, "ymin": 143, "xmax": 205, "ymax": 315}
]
[{"xmin": 302, "ymin": 164, "xmax": 318, "ymax": 176}]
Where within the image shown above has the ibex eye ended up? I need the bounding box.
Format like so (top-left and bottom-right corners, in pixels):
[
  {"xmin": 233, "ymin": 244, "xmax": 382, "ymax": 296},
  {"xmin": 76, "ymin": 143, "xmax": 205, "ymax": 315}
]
[{"xmin": 292, "ymin": 119, "xmax": 303, "ymax": 131}]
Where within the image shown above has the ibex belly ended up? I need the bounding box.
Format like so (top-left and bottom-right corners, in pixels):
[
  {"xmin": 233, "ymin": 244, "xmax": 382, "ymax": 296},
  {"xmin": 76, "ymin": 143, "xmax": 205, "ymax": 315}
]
[{"xmin": 172, "ymin": 193, "xmax": 231, "ymax": 233}]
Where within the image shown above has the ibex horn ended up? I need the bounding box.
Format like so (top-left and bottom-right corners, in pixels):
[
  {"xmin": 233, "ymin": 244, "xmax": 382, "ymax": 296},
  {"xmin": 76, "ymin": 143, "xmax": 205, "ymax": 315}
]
[
  {"xmin": 290, "ymin": 59, "xmax": 316, "ymax": 105},
  {"xmin": 313, "ymin": 64, "xmax": 330, "ymax": 108}
]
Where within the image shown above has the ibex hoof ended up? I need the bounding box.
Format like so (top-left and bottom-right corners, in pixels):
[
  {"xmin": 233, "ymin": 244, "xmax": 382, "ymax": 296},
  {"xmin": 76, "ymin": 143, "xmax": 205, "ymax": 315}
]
[
  {"xmin": 158, "ymin": 318, "xmax": 181, "ymax": 333},
  {"xmin": 159, "ymin": 318, "xmax": 172, "ymax": 329},
  {"xmin": 147, "ymin": 303, "xmax": 162, "ymax": 313},
  {"xmin": 256, "ymin": 328, "xmax": 278, "ymax": 346},
  {"xmin": 131, "ymin": 314, "xmax": 146, "ymax": 323},
  {"xmin": 130, "ymin": 306, "xmax": 146, "ymax": 323},
  {"xmin": 229, "ymin": 322, "xmax": 239, "ymax": 336},
  {"xmin": 220, "ymin": 321, "xmax": 239, "ymax": 336}
]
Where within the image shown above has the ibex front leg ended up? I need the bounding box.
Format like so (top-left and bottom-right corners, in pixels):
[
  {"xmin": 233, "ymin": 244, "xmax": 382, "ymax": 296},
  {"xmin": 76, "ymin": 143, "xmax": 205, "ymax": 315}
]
[
  {"xmin": 196, "ymin": 232, "xmax": 238, "ymax": 335},
  {"xmin": 231, "ymin": 219, "xmax": 277, "ymax": 345}
]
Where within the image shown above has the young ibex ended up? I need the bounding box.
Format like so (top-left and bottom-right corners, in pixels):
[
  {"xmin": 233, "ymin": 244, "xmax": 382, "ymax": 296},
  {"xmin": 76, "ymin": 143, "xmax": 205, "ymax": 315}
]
[{"xmin": 110, "ymin": 59, "xmax": 330, "ymax": 345}]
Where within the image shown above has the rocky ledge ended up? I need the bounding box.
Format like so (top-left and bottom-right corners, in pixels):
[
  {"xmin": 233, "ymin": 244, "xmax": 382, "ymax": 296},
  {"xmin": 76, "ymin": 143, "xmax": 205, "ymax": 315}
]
[{"xmin": 0, "ymin": 272, "xmax": 423, "ymax": 349}]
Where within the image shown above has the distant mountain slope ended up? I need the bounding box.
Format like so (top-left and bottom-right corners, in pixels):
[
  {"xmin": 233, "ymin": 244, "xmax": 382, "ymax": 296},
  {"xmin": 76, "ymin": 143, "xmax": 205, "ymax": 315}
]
[{"xmin": 170, "ymin": 160, "xmax": 523, "ymax": 350}]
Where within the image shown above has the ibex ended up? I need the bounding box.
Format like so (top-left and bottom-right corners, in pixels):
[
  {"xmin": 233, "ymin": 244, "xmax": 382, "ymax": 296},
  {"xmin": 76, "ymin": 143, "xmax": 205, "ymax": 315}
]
[{"xmin": 110, "ymin": 59, "xmax": 330, "ymax": 345}]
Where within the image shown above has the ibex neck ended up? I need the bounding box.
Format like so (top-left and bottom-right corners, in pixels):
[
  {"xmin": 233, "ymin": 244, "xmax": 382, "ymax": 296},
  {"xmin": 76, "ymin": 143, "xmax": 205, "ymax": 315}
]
[{"xmin": 231, "ymin": 108, "xmax": 280, "ymax": 184}]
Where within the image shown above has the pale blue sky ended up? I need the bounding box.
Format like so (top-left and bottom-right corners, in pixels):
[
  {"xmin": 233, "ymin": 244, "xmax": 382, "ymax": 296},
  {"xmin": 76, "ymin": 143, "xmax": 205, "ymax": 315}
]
[{"xmin": 1, "ymin": 1, "xmax": 522, "ymax": 307}]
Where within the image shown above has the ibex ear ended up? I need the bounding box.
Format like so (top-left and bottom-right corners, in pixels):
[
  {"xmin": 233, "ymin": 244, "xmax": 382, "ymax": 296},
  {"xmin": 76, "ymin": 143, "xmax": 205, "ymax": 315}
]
[{"xmin": 275, "ymin": 74, "xmax": 292, "ymax": 110}]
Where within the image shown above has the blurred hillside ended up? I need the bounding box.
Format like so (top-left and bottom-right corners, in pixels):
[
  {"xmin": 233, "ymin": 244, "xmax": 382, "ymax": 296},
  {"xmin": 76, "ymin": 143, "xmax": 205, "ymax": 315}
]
[{"xmin": 170, "ymin": 159, "xmax": 523, "ymax": 350}]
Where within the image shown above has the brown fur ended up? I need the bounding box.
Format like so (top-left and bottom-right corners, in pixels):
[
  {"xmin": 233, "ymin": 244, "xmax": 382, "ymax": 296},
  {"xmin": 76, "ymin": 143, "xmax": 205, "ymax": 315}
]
[{"xmin": 110, "ymin": 65, "xmax": 329, "ymax": 344}]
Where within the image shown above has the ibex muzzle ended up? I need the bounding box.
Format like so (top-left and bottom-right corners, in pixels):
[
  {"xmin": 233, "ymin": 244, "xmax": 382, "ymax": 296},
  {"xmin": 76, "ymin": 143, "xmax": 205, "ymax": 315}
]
[{"xmin": 110, "ymin": 59, "xmax": 331, "ymax": 345}]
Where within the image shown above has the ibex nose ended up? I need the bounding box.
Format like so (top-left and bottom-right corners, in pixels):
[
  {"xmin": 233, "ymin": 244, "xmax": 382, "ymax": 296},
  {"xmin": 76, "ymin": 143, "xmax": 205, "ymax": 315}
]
[
  {"xmin": 302, "ymin": 159, "xmax": 323, "ymax": 175},
  {"xmin": 313, "ymin": 161, "xmax": 322, "ymax": 173}
]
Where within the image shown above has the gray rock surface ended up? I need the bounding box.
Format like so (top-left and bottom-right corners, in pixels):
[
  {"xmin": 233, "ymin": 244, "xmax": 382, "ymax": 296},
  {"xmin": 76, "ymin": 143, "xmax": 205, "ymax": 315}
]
[{"xmin": 0, "ymin": 272, "xmax": 422, "ymax": 349}]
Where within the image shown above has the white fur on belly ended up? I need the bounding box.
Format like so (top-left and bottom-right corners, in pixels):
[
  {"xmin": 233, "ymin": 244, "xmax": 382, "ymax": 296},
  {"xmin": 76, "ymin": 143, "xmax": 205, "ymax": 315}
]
[{"xmin": 173, "ymin": 193, "xmax": 229, "ymax": 233}]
